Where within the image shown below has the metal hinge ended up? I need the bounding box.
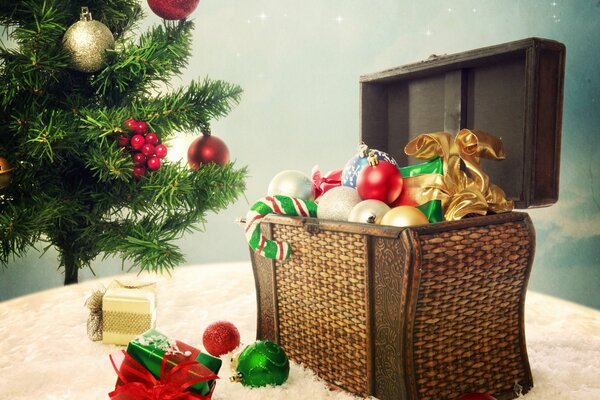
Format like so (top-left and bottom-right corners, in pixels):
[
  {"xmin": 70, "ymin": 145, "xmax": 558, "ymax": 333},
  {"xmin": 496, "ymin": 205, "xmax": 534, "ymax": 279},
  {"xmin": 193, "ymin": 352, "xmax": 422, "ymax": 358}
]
[{"xmin": 304, "ymin": 220, "xmax": 320, "ymax": 234}]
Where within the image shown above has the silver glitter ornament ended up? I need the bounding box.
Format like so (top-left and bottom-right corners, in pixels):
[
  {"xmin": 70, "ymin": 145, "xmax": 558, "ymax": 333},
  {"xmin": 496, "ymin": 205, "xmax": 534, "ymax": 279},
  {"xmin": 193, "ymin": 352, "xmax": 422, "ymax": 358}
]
[
  {"xmin": 317, "ymin": 186, "xmax": 361, "ymax": 221},
  {"xmin": 62, "ymin": 7, "xmax": 115, "ymax": 73}
]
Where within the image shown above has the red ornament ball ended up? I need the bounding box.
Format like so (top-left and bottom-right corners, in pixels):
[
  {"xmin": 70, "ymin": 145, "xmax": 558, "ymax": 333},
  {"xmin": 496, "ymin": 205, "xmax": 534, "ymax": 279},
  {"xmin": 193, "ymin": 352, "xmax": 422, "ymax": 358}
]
[
  {"xmin": 147, "ymin": 157, "xmax": 161, "ymax": 171},
  {"xmin": 133, "ymin": 121, "xmax": 149, "ymax": 135},
  {"xmin": 458, "ymin": 394, "xmax": 498, "ymax": 400},
  {"xmin": 187, "ymin": 134, "xmax": 229, "ymax": 169},
  {"xmin": 155, "ymin": 144, "xmax": 168, "ymax": 158},
  {"xmin": 116, "ymin": 135, "xmax": 129, "ymax": 148},
  {"xmin": 130, "ymin": 134, "xmax": 145, "ymax": 150},
  {"xmin": 202, "ymin": 321, "xmax": 240, "ymax": 357},
  {"xmin": 132, "ymin": 152, "xmax": 147, "ymax": 166},
  {"xmin": 145, "ymin": 132, "xmax": 159, "ymax": 145},
  {"xmin": 133, "ymin": 166, "xmax": 146, "ymax": 177},
  {"xmin": 147, "ymin": 0, "xmax": 200, "ymax": 20},
  {"xmin": 141, "ymin": 143, "xmax": 156, "ymax": 157},
  {"xmin": 123, "ymin": 118, "xmax": 137, "ymax": 132},
  {"xmin": 356, "ymin": 160, "xmax": 403, "ymax": 204}
]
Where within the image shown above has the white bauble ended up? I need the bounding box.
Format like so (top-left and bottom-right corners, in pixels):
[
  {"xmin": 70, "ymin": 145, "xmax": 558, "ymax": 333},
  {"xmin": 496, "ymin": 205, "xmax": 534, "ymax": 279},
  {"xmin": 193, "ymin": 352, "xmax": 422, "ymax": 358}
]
[{"xmin": 267, "ymin": 170, "xmax": 315, "ymax": 200}]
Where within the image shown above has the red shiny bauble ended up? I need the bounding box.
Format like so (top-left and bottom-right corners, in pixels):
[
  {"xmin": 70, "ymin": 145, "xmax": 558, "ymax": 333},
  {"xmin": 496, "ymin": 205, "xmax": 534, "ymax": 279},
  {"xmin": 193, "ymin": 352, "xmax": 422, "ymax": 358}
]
[
  {"xmin": 147, "ymin": 0, "xmax": 200, "ymax": 20},
  {"xmin": 458, "ymin": 394, "xmax": 498, "ymax": 400},
  {"xmin": 147, "ymin": 157, "xmax": 161, "ymax": 171},
  {"xmin": 187, "ymin": 134, "xmax": 229, "ymax": 169},
  {"xmin": 141, "ymin": 143, "xmax": 156, "ymax": 157},
  {"xmin": 130, "ymin": 134, "xmax": 145, "ymax": 150},
  {"xmin": 145, "ymin": 132, "xmax": 159, "ymax": 145},
  {"xmin": 133, "ymin": 121, "xmax": 148, "ymax": 135},
  {"xmin": 202, "ymin": 321, "xmax": 240, "ymax": 357},
  {"xmin": 123, "ymin": 118, "xmax": 137, "ymax": 132},
  {"xmin": 133, "ymin": 166, "xmax": 146, "ymax": 177},
  {"xmin": 132, "ymin": 152, "xmax": 147, "ymax": 166},
  {"xmin": 356, "ymin": 160, "xmax": 403, "ymax": 204},
  {"xmin": 155, "ymin": 144, "xmax": 168, "ymax": 158},
  {"xmin": 116, "ymin": 135, "xmax": 129, "ymax": 148}
]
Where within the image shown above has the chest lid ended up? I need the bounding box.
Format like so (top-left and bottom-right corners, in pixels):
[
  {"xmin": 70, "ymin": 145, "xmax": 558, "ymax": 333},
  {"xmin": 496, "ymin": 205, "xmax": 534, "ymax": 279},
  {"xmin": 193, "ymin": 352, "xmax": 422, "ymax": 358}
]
[{"xmin": 360, "ymin": 37, "xmax": 565, "ymax": 209}]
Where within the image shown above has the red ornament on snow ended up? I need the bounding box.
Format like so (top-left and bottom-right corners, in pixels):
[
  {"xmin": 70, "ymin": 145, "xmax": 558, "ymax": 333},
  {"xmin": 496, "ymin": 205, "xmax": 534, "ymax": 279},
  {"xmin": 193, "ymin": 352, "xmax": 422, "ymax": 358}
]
[
  {"xmin": 458, "ymin": 394, "xmax": 498, "ymax": 400},
  {"xmin": 147, "ymin": 0, "xmax": 200, "ymax": 20},
  {"xmin": 147, "ymin": 157, "xmax": 161, "ymax": 171},
  {"xmin": 202, "ymin": 321, "xmax": 240, "ymax": 357},
  {"xmin": 155, "ymin": 144, "xmax": 168, "ymax": 158},
  {"xmin": 187, "ymin": 132, "xmax": 229, "ymax": 169},
  {"xmin": 130, "ymin": 134, "xmax": 145, "ymax": 150},
  {"xmin": 145, "ymin": 132, "xmax": 159, "ymax": 145},
  {"xmin": 356, "ymin": 152, "xmax": 403, "ymax": 204}
]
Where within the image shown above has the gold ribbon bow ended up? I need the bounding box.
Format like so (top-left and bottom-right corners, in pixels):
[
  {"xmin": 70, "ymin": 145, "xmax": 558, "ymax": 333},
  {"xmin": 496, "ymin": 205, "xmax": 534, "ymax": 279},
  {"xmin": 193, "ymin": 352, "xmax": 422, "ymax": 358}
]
[{"xmin": 404, "ymin": 129, "xmax": 514, "ymax": 221}]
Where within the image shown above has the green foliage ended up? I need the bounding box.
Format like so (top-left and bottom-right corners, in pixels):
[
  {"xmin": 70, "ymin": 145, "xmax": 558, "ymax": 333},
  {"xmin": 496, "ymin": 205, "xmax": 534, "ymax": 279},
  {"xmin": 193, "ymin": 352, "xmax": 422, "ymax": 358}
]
[{"xmin": 0, "ymin": 0, "xmax": 247, "ymax": 281}]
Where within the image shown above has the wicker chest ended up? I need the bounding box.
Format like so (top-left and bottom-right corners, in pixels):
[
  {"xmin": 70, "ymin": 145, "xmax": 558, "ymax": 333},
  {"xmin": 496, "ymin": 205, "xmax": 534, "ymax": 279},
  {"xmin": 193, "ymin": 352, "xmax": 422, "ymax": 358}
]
[{"xmin": 249, "ymin": 38, "xmax": 564, "ymax": 400}]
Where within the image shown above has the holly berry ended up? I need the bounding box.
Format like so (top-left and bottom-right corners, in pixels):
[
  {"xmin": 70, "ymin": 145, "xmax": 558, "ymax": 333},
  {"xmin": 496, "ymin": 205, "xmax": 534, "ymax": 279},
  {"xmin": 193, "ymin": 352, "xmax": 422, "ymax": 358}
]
[
  {"xmin": 147, "ymin": 157, "xmax": 161, "ymax": 171},
  {"xmin": 123, "ymin": 118, "xmax": 137, "ymax": 132},
  {"xmin": 130, "ymin": 134, "xmax": 145, "ymax": 150},
  {"xmin": 132, "ymin": 152, "xmax": 147, "ymax": 166},
  {"xmin": 134, "ymin": 121, "xmax": 149, "ymax": 135},
  {"xmin": 155, "ymin": 144, "xmax": 168, "ymax": 158},
  {"xmin": 133, "ymin": 166, "xmax": 146, "ymax": 177},
  {"xmin": 141, "ymin": 143, "xmax": 156, "ymax": 157},
  {"xmin": 145, "ymin": 132, "xmax": 159, "ymax": 145},
  {"xmin": 116, "ymin": 135, "xmax": 129, "ymax": 148}
]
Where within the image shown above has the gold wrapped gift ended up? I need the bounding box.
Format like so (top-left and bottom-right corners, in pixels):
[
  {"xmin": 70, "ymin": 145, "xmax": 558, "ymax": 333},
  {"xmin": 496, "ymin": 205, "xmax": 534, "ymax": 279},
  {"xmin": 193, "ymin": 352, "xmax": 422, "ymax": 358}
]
[
  {"xmin": 102, "ymin": 280, "xmax": 157, "ymax": 345},
  {"xmin": 404, "ymin": 129, "xmax": 514, "ymax": 221}
]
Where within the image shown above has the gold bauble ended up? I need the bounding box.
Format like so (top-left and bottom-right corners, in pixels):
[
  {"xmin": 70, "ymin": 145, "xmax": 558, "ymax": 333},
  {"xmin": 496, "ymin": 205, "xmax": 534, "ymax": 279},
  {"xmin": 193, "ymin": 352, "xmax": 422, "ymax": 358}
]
[
  {"xmin": 348, "ymin": 200, "xmax": 390, "ymax": 224},
  {"xmin": 62, "ymin": 7, "xmax": 115, "ymax": 73},
  {"xmin": 0, "ymin": 157, "xmax": 13, "ymax": 189},
  {"xmin": 381, "ymin": 206, "xmax": 429, "ymax": 227}
]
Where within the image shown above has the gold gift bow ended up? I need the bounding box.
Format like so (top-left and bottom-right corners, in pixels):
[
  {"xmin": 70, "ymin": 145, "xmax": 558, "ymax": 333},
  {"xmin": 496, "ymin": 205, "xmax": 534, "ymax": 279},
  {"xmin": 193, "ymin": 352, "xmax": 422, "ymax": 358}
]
[{"xmin": 404, "ymin": 129, "xmax": 514, "ymax": 221}]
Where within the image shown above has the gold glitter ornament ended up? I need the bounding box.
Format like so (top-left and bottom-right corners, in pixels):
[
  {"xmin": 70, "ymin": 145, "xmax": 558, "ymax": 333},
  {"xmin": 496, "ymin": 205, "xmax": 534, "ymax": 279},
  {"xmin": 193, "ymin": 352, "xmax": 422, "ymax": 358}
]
[{"xmin": 62, "ymin": 7, "xmax": 115, "ymax": 73}]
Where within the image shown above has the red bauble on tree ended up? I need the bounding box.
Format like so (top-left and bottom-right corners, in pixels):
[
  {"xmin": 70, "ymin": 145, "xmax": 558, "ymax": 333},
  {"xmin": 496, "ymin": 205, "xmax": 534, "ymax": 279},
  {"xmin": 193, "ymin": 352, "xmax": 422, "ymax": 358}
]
[
  {"xmin": 202, "ymin": 321, "xmax": 241, "ymax": 357},
  {"xmin": 187, "ymin": 131, "xmax": 230, "ymax": 169},
  {"xmin": 147, "ymin": 0, "xmax": 200, "ymax": 20},
  {"xmin": 356, "ymin": 152, "xmax": 403, "ymax": 204}
]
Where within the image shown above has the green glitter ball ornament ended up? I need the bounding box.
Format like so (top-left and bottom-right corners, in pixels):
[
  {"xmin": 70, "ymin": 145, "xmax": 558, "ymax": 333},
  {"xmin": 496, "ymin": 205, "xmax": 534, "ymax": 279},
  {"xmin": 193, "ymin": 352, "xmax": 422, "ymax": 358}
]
[{"xmin": 232, "ymin": 341, "xmax": 290, "ymax": 387}]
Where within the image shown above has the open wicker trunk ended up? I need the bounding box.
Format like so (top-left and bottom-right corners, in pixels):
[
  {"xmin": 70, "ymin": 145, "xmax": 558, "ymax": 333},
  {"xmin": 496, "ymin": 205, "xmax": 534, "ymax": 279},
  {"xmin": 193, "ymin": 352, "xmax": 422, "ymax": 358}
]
[{"xmin": 248, "ymin": 38, "xmax": 565, "ymax": 400}]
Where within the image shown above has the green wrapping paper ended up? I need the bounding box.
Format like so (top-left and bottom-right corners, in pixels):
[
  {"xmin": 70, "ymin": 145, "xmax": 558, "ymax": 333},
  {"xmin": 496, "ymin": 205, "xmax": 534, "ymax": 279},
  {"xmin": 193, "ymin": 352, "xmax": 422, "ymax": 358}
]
[
  {"xmin": 126, "ymin": 329, "xmax": 222, "ymax": 395},
  {"xmin": 397, "ymin": 158, "xmax": 444, "ymax": 223}
]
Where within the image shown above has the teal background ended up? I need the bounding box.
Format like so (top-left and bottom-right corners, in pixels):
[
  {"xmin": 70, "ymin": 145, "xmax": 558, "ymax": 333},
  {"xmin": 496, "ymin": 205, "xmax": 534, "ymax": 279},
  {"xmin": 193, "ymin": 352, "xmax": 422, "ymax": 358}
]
[{"xmin": 1, "ymin": 0, "xmax": 599, "ymax": 309}]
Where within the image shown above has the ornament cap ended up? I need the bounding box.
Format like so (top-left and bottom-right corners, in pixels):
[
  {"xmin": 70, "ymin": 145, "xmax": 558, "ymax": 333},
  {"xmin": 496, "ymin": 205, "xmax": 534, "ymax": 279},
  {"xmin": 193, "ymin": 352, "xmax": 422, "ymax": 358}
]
[
  {"xmin": 229, "ymin": 373, "xmax": 243, "ymax": 383},
  {"xmin": 367, "ymin": 151, "xmax": 379, "ymax": 166},
  {"xmin": 80, "ymin": 6, "xmax": 92, "ymax": 21}
]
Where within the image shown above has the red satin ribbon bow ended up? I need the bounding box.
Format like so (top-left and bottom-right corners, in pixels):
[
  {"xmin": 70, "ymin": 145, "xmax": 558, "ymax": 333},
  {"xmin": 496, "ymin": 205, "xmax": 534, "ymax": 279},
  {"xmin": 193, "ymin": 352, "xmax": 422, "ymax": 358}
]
[
  {"xmin": 109, "ymin": 350, "xmax": 218, "ymax": 400},
  {"xmin": 311, "ymin": 165, "xmax": 342, "ymax": 199}
]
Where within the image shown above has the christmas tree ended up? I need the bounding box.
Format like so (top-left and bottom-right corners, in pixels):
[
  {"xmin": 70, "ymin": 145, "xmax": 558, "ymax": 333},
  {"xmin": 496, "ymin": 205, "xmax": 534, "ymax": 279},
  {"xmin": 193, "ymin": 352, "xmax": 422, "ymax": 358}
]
[{"xmin": 0, "ymin": 0, "xmax": 247, "ymax": 284}]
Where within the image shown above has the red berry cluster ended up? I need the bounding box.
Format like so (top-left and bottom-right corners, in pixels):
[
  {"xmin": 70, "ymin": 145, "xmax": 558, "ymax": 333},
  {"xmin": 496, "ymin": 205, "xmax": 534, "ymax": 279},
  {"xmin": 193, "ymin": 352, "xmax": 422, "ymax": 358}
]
[{"xmin": 117, "ymin": 118, "xmax": 168, "ymax": 177}]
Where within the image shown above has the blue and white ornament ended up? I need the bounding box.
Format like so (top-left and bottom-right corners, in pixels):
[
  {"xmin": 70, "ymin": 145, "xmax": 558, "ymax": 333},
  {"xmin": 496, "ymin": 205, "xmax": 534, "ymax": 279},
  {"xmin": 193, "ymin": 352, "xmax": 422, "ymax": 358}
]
[{"xmin": 341, "ymin": 144, "xmax": 398, "ymax": 188}]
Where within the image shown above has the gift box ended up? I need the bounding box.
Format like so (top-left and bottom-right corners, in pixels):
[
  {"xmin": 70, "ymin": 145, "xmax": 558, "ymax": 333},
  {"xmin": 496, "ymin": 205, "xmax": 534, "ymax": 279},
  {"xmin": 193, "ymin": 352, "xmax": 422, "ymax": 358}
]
[
  {"xmin": 125, "ymin": 329, "xmax": 222, "ymax": 396},
  {"xmin": 102, "ymin": 281, "xmax": 157, "ymax": 345},
  {"xmin": 248, "ymin": 38, "xmax": 564, "ymax": 400}
]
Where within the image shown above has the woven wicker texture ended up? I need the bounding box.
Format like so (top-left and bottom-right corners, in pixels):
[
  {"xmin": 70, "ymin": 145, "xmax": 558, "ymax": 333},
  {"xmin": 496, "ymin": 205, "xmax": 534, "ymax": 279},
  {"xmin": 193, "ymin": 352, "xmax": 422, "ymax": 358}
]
[
  {"xmin": 272, "ymin": 224, "xmax": 370, "ymax": 395},
  {"xmin": 102, "ymin": 311, "xmax": 152, "ymax": 335},
  {"xmin": 412, "ymin": 221, "xmax": 531, "ymax": 399}
]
